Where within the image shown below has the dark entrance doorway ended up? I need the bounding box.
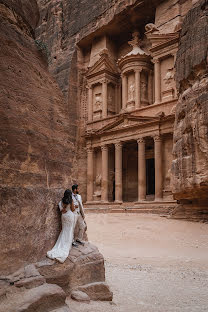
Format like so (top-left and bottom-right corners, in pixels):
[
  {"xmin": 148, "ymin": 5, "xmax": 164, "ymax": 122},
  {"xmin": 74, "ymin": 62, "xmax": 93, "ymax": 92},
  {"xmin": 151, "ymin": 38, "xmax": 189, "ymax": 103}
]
[
  {"xmin": 146, "ymin": 158, "xmax": 155, "ymax": 196},
  {"xmin": 122, "ymin": 141, "xmax": 138, "ymax": 202}
]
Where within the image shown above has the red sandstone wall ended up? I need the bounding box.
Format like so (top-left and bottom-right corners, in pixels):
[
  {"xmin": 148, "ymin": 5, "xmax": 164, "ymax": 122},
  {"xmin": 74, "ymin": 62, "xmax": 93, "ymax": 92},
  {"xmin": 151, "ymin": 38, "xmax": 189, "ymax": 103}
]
[
  {"xmin": 172, "ymin": 0, "xmax": 208, "ymax": 201},
  {"xmin": 0, "ymin": 1, "xmax": 75, "ymax": 274}
]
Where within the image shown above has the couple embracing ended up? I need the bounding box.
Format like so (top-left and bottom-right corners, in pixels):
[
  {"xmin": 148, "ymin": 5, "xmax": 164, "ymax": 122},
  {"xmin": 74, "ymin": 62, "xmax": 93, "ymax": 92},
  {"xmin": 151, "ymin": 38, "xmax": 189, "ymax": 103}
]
[{"xmin": 47, "ymin": 184, "xmax": 87, "ymax": 263}]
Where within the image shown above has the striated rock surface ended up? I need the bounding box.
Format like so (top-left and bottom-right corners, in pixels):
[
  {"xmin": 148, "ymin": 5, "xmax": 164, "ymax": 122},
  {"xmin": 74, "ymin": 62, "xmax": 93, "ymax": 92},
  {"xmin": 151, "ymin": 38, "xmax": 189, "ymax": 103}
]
[
  {"xmin": 0, "ymin": 0, "xmax": 75, "ymax": 274},
  {"xmin": 172, "ymin": 0, "xmax": 208, "ymax": 200},
  {"xmin": 0, "ymin": 243, "xmax": 112, "ymax": 312}
]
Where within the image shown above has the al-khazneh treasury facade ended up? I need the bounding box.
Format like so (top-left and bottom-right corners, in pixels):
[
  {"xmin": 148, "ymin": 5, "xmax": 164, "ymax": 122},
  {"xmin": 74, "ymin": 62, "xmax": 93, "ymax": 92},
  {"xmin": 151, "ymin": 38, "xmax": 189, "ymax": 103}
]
[{"xmin": 77, "ymin": 9, "xmax": 185, "ymax": 209}]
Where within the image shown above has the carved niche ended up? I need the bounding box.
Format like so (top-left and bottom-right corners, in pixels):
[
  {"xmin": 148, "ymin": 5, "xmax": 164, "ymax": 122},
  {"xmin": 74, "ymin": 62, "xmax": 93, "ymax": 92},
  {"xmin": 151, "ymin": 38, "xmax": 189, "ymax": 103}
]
[
  {"xmin": 161, "ymin": 56, "xmax": 175, "ymax": 101},
  {"xmin": 93, "ymin": 83, "xmax": 103, "ymax": 120}
]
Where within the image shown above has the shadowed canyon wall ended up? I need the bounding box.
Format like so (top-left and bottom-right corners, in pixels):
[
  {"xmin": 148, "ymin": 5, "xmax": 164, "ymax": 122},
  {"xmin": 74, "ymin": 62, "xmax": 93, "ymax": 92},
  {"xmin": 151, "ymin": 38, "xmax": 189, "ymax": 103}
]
[
  {"xmin": 171, "ymin": 0, "xmax": 208, "ymax": 219},
  {"xmin": 0, "ymin": 0, "xmax": 75, "ymax": 274}
]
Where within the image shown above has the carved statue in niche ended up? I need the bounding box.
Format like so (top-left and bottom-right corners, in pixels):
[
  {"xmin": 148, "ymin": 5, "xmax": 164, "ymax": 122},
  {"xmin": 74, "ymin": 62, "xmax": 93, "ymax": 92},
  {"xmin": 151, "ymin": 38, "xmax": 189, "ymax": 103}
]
[
  {"xmin": 128, "ymin": 83, "xmax": 135, "ymax": 101},
  {"xmin": 141, "ymin": 81, "xmax": 147, "ymax": 100},
  {"xmin": 94, "ymin": 93, "xmax": 102, "ymax": 109},
  {"xmin": 107, "ymin": 87, "xmax": 115, "ymax": 111},
  {"xmin": 93, "ymin": 174, "xmax": 102, "ymax": 200},
  {"xmin": 163, "ymin": 68, "xmax": 174, "ymax": 89}
]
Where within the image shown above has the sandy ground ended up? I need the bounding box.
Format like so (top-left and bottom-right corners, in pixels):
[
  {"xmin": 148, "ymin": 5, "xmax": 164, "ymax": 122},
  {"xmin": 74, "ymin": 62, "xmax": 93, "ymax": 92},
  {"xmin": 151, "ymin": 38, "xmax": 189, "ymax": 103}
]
[{"xmin": 67, "ymin": 213, "xmax": 208, "ymax": 312}]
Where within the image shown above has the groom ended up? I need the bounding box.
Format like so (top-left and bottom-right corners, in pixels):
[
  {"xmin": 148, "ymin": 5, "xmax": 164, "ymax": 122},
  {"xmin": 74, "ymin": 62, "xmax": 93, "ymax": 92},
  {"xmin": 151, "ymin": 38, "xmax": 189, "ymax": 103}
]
[{"xmin": 72, "ymin": 184, "xmax": 86, "ymax": 246}]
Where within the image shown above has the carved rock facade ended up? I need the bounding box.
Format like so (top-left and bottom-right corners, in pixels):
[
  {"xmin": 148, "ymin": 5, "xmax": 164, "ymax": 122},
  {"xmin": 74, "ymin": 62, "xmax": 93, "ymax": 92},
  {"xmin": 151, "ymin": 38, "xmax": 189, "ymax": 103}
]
[{"xmin": 35, "ymin": 0, "xmax": 208, "ymax": 219}]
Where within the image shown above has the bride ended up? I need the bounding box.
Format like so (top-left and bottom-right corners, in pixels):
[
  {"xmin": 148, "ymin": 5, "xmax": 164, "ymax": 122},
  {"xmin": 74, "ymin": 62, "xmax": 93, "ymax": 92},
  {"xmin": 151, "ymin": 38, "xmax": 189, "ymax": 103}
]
[{"xmin": 47, "ymin": 190, "xmax": 75, "ymax": 263}]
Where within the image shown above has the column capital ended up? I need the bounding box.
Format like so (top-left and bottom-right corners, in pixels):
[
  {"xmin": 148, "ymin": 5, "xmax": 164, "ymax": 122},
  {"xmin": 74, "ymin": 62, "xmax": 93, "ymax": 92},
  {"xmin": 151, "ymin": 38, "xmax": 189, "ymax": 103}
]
[
  {"xmin": 102, "ymin": 78, "xmax": 108, "ymax": 84},
  {"xmin": 153, "ymin": 58, "xmax": 160, "ymax": 64},
  {"xmin": 134, "ymin": 68, "xmax": 142, "ymax": 73},
  {"xmin": 86, "ymin": 146, "xmax": 93, "ymax": 153},
  {"xmin": 137, "ymin": 137, "xmax": 145, "ymax": 144},
  {"xmin": 101, "ymin": 144, "xmax": 108, "ymax": 151},
  {"xmin": 154, "ymin": 135, "xmax": 162, "ymax": 142},
  {"xmin": 115, "ymin": 141, "xmax": 123, "ymax": 149}
]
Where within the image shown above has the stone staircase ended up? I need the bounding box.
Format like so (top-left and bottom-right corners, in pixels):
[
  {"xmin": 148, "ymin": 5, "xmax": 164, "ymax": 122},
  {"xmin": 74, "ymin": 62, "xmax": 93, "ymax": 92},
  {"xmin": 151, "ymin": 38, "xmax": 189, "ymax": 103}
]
[{"xmin": 84, "ymin": 200, "xmax": 178, "ymax": 216}]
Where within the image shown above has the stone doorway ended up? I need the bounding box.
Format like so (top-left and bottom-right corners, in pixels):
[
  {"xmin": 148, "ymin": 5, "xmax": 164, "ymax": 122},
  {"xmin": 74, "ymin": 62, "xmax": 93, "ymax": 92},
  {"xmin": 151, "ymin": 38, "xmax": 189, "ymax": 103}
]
[{"xmin": 122, "ymin": 141, "xmax": 138, "ymax": 202}]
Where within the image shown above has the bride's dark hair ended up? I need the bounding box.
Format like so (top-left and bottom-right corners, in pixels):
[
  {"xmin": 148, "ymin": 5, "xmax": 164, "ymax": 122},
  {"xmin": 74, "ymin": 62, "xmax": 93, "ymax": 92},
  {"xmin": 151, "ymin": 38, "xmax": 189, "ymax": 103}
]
[{"xmin": 62, "ymin": 189, "xmax": 72, "ymax": 204}]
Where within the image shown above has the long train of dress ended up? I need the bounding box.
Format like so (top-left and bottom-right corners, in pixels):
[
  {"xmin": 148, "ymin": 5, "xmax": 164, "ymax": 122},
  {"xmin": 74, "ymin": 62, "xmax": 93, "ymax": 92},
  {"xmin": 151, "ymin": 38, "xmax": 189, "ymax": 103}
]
[{"xmin": 47, "ymin": 209, "xmax": 75, "ymax": 263}]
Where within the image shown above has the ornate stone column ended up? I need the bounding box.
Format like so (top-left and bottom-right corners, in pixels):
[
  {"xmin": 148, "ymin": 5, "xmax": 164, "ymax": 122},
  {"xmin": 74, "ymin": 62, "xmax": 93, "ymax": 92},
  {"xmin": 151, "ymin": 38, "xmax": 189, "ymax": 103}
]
[
  {"xmin": 87, "ymin": 146, "xmax": 94, "ymax": 202},
  {"xmin": 115, "ymin": 142, "xmax": 123, "ymax": 202},
  {"xmin": 153, "ymin": 59, "xmax": 161, "ymax": 104},
  {"xmin": 88, "ymin": 85, "xmax": 93, "ymax": 122},
  {"xmin": 135, "ymin": 69, "xmax": 141, "ymax": 109},
  {"xmin": 122, "ymin": 74, "xmax": 127, "ymax": 110},
  {"xmin": 148, "ymin": 70, "xmax": 153, "ymax": 105},
  {"xmin": 101, "ymin": 144, "xmax": 109, "ymax": 202},
  {"xmin": 137, "ymin": 138, "xmax": 146, "ymax": 201},
  {"xmin": 154, "ymin": 135, "xmax": 163, "ymax": 200},
  {"xmin": 102, "ymin": 79, "xmax": 108, "ymax": 119}
]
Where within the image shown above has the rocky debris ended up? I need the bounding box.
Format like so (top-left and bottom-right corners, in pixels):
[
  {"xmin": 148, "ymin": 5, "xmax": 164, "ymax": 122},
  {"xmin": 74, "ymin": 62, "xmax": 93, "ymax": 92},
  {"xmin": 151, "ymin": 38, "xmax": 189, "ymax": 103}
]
[
  {"xmin": 71, "ymin": 290, "xmax": 90, "ymax": 302},
  {"xmin": 171, "ymin": 0, "xmax": 208, "ymax": 218},
  {"xmin": 77, "ymin": 282, "xmax": 113, "ymax": 301}
]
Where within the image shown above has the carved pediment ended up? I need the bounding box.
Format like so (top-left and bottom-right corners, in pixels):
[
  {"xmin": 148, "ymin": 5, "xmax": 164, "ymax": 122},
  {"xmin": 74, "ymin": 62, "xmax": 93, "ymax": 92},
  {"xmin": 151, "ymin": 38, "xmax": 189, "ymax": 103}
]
[
  {"xmin": 96, "ymin": 113, "xmax": 159, "ymax": 134},
  {"xmin": 145, "ymin": 32, "xmax": 179, "ymax": 50},
  {"xmin": 87, "ymin": 50, "xmax": 119, "ymax": 78}
]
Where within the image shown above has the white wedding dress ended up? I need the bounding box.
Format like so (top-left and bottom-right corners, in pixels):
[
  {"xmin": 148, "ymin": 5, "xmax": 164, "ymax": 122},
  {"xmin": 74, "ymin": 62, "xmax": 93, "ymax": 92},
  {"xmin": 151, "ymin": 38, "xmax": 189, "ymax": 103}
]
[{"xmin": 47, "ymin": 201, "xmax": 75, "ymax": 263}]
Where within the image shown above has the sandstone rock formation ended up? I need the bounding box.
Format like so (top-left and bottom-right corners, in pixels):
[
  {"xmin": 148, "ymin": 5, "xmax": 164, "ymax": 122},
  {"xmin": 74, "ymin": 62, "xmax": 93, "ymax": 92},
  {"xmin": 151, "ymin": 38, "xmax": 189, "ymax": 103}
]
[
  {"xmin": 0, "ymin": 243, "xmax": 112, "ymax": 311},
  {"xmin": 0, "ymin": 0, "xmax": 76, "ymax": 274},
  {"xmin": 171, "ymin": 0, "xmax": 208, "ymax": 220}
]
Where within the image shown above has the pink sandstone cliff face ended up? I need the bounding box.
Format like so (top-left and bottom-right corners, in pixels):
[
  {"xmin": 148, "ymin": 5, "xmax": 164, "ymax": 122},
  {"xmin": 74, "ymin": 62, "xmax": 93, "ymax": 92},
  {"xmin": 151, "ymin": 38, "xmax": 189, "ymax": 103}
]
[
  {"xmin": 0, "ymin": 0, "xmax": 75, "ymax": 274},
  {"xmin": 172, "ymin": 0, "xmax": 208, "ymax": 206},
  {"xmin": 35, "ymin": 0, "xmax": 166, "ymax": 201}
]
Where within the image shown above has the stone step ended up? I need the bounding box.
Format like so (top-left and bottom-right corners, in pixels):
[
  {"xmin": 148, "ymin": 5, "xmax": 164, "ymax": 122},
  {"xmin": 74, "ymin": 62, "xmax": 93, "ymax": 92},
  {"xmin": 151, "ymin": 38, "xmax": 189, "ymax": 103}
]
[
  {"xmin": 85, "ymin": 202, "xmax": 177, "ymax": 215},
  {"xmin": 0, "ymin": 283, "xmax": 66, "ymax": 312}
]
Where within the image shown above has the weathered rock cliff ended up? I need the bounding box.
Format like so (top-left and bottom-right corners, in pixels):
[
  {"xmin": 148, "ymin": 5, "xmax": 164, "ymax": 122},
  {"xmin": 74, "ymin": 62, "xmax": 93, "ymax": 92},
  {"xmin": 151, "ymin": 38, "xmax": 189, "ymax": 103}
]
[
  {"xmin": 171, "ymin": 0, "xmax": 208, "ymax": 219},
  {"xmin": 0, "ymin": 0, "xmax": 75, "ymax": 274},
  {"xmin": 172, "ymin": 0, "xmax": 208, "ymax": 198}
]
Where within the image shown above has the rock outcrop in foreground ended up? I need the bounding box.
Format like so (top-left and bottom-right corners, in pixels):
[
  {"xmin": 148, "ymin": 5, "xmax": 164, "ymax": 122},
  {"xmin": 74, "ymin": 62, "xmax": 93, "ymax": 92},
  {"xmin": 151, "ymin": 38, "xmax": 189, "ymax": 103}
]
[
  {"xmin": 171, "ymin": 0, "xmax": 208, "ymax": 221},
  {"xmin": 0, "ymin": 243, "xmax": 113, "ymax": 312}
]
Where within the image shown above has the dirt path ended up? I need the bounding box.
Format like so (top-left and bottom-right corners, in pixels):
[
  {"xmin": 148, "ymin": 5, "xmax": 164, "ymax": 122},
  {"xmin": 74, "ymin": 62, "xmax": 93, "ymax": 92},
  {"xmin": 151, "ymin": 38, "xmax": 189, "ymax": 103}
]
[{"xmin": 67, "ymin": 213, "xmax": 208, "ymax": 312}]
